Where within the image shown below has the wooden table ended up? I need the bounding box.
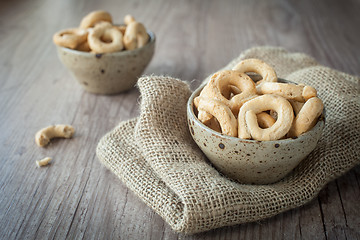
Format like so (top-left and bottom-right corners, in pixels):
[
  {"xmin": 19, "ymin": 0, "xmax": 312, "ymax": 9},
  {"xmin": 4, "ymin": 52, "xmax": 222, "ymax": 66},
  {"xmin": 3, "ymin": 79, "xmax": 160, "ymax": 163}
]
[{"xmin": 1, "ymin": 0, "xmax": 359, "ymax": 239}]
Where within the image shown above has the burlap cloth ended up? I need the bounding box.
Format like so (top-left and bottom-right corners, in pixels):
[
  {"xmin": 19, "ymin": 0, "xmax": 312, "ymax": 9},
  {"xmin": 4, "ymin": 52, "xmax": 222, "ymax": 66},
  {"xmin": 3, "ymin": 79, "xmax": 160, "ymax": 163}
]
[{"xmin": 96, "ymin": 46, "xmax": 360, "ymax": 234}]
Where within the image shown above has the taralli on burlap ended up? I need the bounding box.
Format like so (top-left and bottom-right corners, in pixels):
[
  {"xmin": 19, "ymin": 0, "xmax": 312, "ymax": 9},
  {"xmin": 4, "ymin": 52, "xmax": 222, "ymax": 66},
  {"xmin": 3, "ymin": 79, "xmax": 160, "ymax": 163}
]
[{"xmin": 96, "ymin": 47, "xmax": 360, "ymax": 234}]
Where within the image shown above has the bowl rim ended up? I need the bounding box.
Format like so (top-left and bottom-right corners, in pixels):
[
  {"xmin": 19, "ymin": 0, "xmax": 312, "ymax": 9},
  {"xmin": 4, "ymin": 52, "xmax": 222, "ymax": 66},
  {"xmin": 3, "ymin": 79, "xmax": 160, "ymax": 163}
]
[
  {"xmin": 187, "ymin": 78, "xmax": 325, "ymax": 143},
  {"xmin": 56, "ymin": 30, "xmax": 156, "ymax": 56}
]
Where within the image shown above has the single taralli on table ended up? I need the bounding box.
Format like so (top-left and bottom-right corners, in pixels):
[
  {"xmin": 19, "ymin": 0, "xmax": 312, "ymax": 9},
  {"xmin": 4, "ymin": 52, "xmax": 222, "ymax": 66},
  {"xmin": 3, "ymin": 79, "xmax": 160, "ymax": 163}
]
[
  {"xmin": 193, "ymin": 58, "xmax": 324, "ymax": 141},
  {"xmin": 53, "ymin": 11, "xmax": 149, "ymax": 53}
]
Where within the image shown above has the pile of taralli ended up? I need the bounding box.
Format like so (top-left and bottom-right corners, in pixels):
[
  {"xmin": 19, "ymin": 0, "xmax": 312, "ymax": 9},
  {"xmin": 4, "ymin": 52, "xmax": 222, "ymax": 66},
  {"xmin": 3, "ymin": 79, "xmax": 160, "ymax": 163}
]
[
  {"xmin": 53, "ymin": 10, "xmax": 149, "ymax": 53},
  {"xmin": 193, "ymin": 58, "xmax": 324, "ymax": 141}
]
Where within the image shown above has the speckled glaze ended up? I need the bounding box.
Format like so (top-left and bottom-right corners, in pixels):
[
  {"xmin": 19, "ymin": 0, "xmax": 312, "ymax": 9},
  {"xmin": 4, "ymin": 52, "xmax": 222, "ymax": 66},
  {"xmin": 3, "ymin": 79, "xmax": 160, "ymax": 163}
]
[
  {"xmin": 187, "ymin": 80, "xmax": 325, "ymax": 184},
  {"xmin": 56, "ymin": 31, "xmax": 155, "ymax": 94}
]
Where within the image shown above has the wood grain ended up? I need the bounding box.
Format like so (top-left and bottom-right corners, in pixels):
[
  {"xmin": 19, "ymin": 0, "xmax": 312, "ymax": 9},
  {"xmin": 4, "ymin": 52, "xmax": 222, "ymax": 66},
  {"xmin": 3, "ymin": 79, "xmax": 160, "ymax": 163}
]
[{"xmin": 0, "ymin": 0, "xmax": 359, "ymax": 239}]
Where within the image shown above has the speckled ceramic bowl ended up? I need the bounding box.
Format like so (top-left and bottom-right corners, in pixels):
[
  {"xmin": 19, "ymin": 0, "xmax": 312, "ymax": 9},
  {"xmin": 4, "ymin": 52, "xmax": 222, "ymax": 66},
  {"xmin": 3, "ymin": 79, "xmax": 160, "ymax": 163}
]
[
  {"xmin": 56, "ymin": 31, "xmax": 155, "ymax": 94},
  {"xmin": 187, "ymin": 79, "xmax": 325, "ymax": 184}
]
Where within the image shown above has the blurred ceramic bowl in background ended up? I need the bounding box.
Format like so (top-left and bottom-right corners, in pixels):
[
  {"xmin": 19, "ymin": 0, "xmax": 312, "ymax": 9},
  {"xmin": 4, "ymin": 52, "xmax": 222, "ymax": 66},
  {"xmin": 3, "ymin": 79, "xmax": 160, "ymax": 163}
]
[
  {"xmin": 56, "ymin": 31, "xmax": 155, "ymax": 94},
  {"xmin": 187, "ymin": 80, "xmax": 325, "ymax": 185}
]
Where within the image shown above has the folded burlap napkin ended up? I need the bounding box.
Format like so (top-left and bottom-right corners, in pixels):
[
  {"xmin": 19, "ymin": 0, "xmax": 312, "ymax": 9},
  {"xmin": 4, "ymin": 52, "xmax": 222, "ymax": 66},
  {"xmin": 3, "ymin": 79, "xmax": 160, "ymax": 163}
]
[{"xmin": 96, "ymin": 46, "xmax": 360, "ymax": 234}]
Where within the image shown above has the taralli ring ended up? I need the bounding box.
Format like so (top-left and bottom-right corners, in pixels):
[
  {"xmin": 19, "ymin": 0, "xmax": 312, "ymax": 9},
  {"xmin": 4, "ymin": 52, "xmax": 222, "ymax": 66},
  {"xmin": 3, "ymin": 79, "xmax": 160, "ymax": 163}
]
[
  {"xmin": 203, "ymin": 117, "xmax": 222, "ymax": 133},
  {"xmin": 53, "ymin": 28, "xmax": 88, "ymax": 49},
  {"xmin": 124, "ymin": 14, "xmax": 136, "ymax": 25},
  {"xmin": 194, "ymin": 70, "xmax": 256, "ymax": 122},
  {"xmin": 238, "ymin": 94, "xmax": 294, "ymax": 141},
  {"xmin": 79, "ymin": 10, "xmax": 113, "ymax": 29},
  {"xmin": 232, "ymin": 58, "xmax": 277, "ymax": 84},
  {"xmin": 288, "ymin": 99, "xmax": 305, "ymax": 115},
  {"xmin": 256, "ymin": 82, "xmax": 317, "ymax": 102},
  {"xmin": 197, "ymin": 97, "xmax": 238, "ymax": 137},
  {"xmin": 288, "ymin": 97, "xmax": 324, "ymax": 137},
  {"xmin": 35, "ymin": 124, "xmax": 75, "ymax": 147},
  {"xmin": 88, "ymin": 22, "xmax": 124, "ymax": 53},
  {"xmin": 123, "ymin": 22, "xmax": 149, "ymax": 50},
  {"xmin": 208, "ymin": 70, "xmax": 257, "ymax": 113},
  {"xmin": 256, "ymin": 112, "xmax": 276, "ymax": 129}
]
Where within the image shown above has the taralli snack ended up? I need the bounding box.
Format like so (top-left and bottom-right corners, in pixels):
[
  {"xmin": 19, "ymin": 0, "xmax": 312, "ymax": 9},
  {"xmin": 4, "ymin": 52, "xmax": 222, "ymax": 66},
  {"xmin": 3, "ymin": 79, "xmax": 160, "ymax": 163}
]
[
  {"xmin": 53, "ymin": 11, "xmax": 150, "ymax": 53},
  {"xmin": 79, "ymin": 10, "xmax": 113, "ymax": 29},
  {"xmin": 288, "ymin": 97, "xmax": 324, "ymax": 137},
  {"xmin": 76, "ymin": 40, "xmax": 91, "ymax": 52},
  {"xmin": 36, "ymin": 157, "xmax": 52, "ymax": 167},
  {"xmin": 194, "ymin": 70, "xmax": 256, "ymax": 123},
  {"xmin": 197, "ymin": 97, "xmax": 238, "ymax": 137},
  {"xmin": 117, "ymin": 25, "xmax": 127, "ymax": 35},
  {"xmin": 35, "ymin": 124, "xmax": 75, "ymax": 147},
  {"xmin": 124, "ymin": 14, "xmax": 136, "ymax": 25},
  {"xmin": 124, "ymin": 21, "xmax": 150, "ymax": 50},
  {"xmin": 257, "ymin": 112, "xmax": 276, "ymax": 128},
  {"xmin": 256, "ymin": 82, "xmax": 317, "ymax": 102},
  {"xmin": 204, "ymin": 116, "xmax": 222, "ymax": 133},
  {"xmin": 193, "ymin": 58, "xmax": 324, "ymax": 141},
  {"xmin": 53, "ymin": 28, "xmax": 88, "ymax": 49},
  {"xmin": 238, "ymin": 94, "xmax": 294, "ymax": 141},
  {"xmin": 288, "ymin": 99, "xmax": 305, "ymax": 115},
  {"xmin": 232, "ymin": 58, "xmax": 277, "ymax": 84},
  {"xmin": 88, "ymin": 22, "xmax": 124, "ymax": 53}
]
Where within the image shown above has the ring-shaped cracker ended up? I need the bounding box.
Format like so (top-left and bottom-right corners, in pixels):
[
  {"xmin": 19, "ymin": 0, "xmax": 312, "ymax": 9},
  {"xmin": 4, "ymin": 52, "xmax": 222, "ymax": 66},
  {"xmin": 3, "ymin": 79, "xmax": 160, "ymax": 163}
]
[
  {"xmin": 288, "ymin": 99, "xmax": 305, "ymax": 116},
  {"xmin": 210, "ymin": 70, "xmax": 257, "ymax": 112},
  {"xmin": 88, "ymin": 23, "xmax": 124, "ymax": 53},
  {"xmin": 238, "ymin": 94, "xmax": 294, "ymax": 141},
  {"xmin": 287, "ymin": 97, "xmax": 324, "ymax": 137},
  {"xmin": 123, "ymin": 22, "xmax": 149, "ymax": 50},
  {"xmin": 232, "ymin": 58, "xmax": 277, "ymax": 84},
  {"xmin": 124, "ymin": 14, "xmax": 136, "ymax": 25},
  {"xmin": 194, "ymin": 70, "xmax": 256, "ymax": 122},
  {"xmin": 256, "ymin": 82, "xmax": 317, "ymax": 102},
  {"xmin": 257, "ymin": 112, "xmax": 276, "ymax": 129},
  {"xmin": 53, "ymin": 28, "xmax": 88, "ymax": 49},
  {"xmin": 197, "ymin": 97, "xmax": 238, "ymax": 137},
  {"xmin": 80, "ymin": 10, "xmax": 112, "ymax": 29}
]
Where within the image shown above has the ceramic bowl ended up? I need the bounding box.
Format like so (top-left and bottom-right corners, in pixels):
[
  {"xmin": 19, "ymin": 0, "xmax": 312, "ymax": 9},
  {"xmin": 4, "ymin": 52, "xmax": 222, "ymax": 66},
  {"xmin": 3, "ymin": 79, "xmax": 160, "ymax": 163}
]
[
  {"xmin": 56, "ymin": 31, "xmax": 155, "ymax": 94},
  {"xmin": 187, "ymin": 79, "xmax": 325, "ymax": 184}
]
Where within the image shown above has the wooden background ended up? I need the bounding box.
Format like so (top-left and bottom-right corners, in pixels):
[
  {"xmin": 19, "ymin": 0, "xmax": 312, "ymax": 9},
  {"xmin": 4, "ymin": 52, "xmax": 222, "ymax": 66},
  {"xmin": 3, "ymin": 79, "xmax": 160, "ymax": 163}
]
[{"xmin": 0, "ymin": 0, "xmax": 359, "ymax": 239}]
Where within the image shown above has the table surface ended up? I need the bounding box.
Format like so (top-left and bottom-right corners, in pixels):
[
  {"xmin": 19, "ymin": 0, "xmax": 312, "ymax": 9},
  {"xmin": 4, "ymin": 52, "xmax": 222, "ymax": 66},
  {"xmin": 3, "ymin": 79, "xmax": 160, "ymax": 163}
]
[{"xmin": 1, "ymin": 0, "xmax": 359, "ymax": 239}]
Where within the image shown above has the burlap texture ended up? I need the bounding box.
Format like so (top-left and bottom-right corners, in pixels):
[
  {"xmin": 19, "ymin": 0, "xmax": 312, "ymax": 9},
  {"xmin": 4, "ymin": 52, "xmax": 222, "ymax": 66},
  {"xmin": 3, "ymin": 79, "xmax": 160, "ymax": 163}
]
[{"xmin": 96, "ymin": 46, "xmax": 360, "ymax": 234}]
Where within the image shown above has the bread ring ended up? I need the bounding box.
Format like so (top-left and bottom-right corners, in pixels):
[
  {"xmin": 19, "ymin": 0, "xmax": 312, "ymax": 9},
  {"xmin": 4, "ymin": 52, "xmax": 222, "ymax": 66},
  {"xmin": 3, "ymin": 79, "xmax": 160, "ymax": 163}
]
[
  {"xmin": 123, "ymin": 22, "xmax": 149, "ymax": 50},
  {"xmin": 196, "ymin": 70, "xmax": 256, "ymax": 115},
  {"xmin": 197, "ymin": 97, "xmax": 237, "ymax": 137},
  {"xmin": 238, "ymin": 94, "xmax": 294, "ymax": 141},
  {"xmin": 193, "ymin": 84, "xmax": 230, "ymax": 123},
  {"xmin": 88, "ymin": 22, "xmax": 124, "ymax": 53},
  {"xmin": 232, "ymin": 58, "xmax": 277, "ymax": 85},
  {"xmin": 124, "ymin": 14, "xmax": 136, "ymax": 25},
  {"xmin": 288, "ymin": 99, "xmax": 305, "ymax": 116},
  {"xmin": 116, "ymin": 25, "xmax": 127, "ymax": 35},
  {"xmin": 193, "ymin": 86, "xmax": 213, "ymax": 123},
  {"xmin": 194, "ymin": 70, "xmax": 256, "ymax": 123},
  {"xmin": 288, "ymin": 97, "xmax": 324, "ymax": 137},
  {"xmin": 53, "ymin": 28, "xmax": 88, "ymax": 49},
  {"xmin": 256, "ymin": 82, "xmax": 317, "ymax": 102},
  {"xmin": 257, "ymin": 112, "xmax": 276, "ymax": 128},
  {"xmin": 204, "ymin": 117, "xmax": 222, "ymax": 133},
  {"xmin": 76, "ymin": 40, "xmax": 91, "ymax": 52},
  {"xmin": 79, "ymin": 10, "xmax": 112, "ymax": 29}
]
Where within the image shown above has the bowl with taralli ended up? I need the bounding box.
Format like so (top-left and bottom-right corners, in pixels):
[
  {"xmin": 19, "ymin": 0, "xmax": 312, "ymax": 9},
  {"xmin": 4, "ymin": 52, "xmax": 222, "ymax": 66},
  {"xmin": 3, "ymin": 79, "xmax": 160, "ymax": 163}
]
[
  {"xmin": 187, "ymin": 59, "xmax": 325, "ymax": 184},
  {"xmin": 53, "ymin": 10, "xmax": 155, "ymax": 94}
]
